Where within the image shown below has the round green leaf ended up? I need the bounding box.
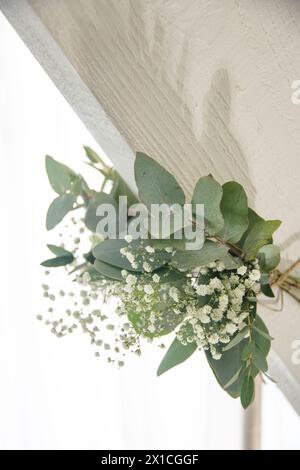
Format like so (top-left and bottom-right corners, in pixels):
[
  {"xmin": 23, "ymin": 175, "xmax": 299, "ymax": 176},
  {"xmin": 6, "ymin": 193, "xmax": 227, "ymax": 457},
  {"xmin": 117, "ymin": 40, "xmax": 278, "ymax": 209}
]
[
  {"xmin": 192, "ymin": 175, "xmax": 224, "ymax": 235},
  {"xmin": 218, "ymin": 181, "xmax": 249, "ymax": 243},
  {"xmin": 45, "ymin": 155, "xmax": 77, "ymax": 195},
  {"xmin": 258, "ymin": 244, "xmax": 280, "ymax": 273},
  {"xmin": 134, "ymin": 152, "xmax": 185, "ymax": 207},
  {"xmin": 84, "ymin": 192, "xmax": 118, "ymax": 233},
  {"xmin": 171, "ymin": 240, "xmax": 228, "ymax": 270},
  {"xmin": 46, "ymin": 194, "xmax": 76, "ymax": 230}
]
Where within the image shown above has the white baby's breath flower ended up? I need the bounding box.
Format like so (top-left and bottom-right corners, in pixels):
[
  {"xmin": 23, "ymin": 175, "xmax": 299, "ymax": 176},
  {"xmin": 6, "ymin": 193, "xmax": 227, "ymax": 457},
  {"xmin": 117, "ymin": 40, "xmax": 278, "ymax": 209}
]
[
  {"xmin": 169, "ymin": 286, "xmax": 179, "ymax": 302},
  {"xmin": 199, "ymin": 267, "xmax": 208, "ymax": 275},
  {"xmin": 212, "ymin": 352, "xmax": 222, "ymax": 360},
  {"xmin": 237, "ymin": 265, "xmax": 247, "ymax": 276},
  {"xmin": 124, "ymin": 234, "xmax": 133, "ymax": 243},
  {"xmin": 152, "ymin": 273, "xmax": 160, "ymax": 283},
  {"xmin": 198, "ymin": 311, "xmax": 211, "ymax": 324},
  {"xmin": 226, "ymin": 322, "xmax": 238, "ymax": 335},
  {"xmin": 165, "ymin": 247, "xmax": 173, "ymax": 253},
  {"xmin": 219, "ymin": 294, "xmax": 229, "ymax": 309},
  {"xmin": 196, "ymin": 284, "xmax": 209, "ymax": 296},
  {"xmin": 208, "ymin": 262, "xmax": 216, "ymax": 269},
  {"xmin": 144, "ymin": 284, "xmax": 154, "ymax": 295},
  {"xmin": 249, "ymin": 269, "xmax": 261, "ymax": 282},
  {"xmin": 143, "ymin": 262, "xmax": 152, "ymax": 272},
  {"xmin": 211, "ymin": 309, "xmax": 223, "ymax": 322},
  {"xmin": 208, "ymin": 333, "xmax": 219, "ymax": 345},
  {"xmin": 126, "ymin": 274, "xmax": 137, "ymax": 286},
  {"xmin": 121, "ymin": 270, "xmax": 128, "ymax": 278},
  {"xmin": 145, "ymin": 245, "xmax": 155, "ymax": 253},
  {"xmin": 126, "ymin": 252, "xmax": 135, "ymax": 264},
  {"xmin": 209, "ymin": 277, "xmax": 223, "ymax": 290},
  {"xmin": 202, "ymin": 305, "xmax": 212, "ymax": 315},
  {"xmin": 219, "ymin": 335, "xmax": 230, "ymax": 344},
  {"xmin": 230, "ymin": 274, "xmax": 239, "ymax": 285},
  {"xmin": 124, "ymin": 284, "xmax": 133, "ymax": 293},
  {"xmin": 120, "ymin": 247, "xmax": 127, "ymax": 255},
  {"xmin": 82, "ymin": 272, "xmax": 91, "ymax": 283},
  {"xmin": 216, "ymin": 261, "xmax": 225, "ymax": 272}
]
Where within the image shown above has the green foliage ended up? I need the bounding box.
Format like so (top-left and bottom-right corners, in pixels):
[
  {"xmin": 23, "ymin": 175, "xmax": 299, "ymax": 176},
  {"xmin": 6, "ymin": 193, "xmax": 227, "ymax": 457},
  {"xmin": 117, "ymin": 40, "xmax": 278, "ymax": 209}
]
[
  {"xmin": 258, "ymin": 244, "xmax": 280, "ymax": 273},
  {"xmin": 93, "ymin": 239, "xmax": 171, "ymax": 272},
  {"xmin": 192, "ymin": 175, "xmax": 224, "ymax": 235},
  {"xmin": 84, "ymin": 146, "xmax": 106, "ymax": 165},
  {"xmin": 43, "ymin": 148, "xmax": 281, "ymax": 407},
  {"xmin": 157, "ymin": 338, "xmax": 197, "ymax": 376},
  {"xmin": 45, "ymin": 155, "xmax": 78, "ymax": 195},
  {"xmin": 94, "ymin": 260, "xmax": 125, "ymax": 281},
  {"xmin": 222, "ymin": 327, "xmax": 249, "ymax": 352},
  {"xmin": 41, "ymin": 244, "xmax": 74, "ymax": 267},
  {"xmin": 241, "ymin": 374, "xmax": 255, "ymax": 409},
  {"xmin": 242, "ymin": 218, "xmax": 281, "ymax": 261},
  {"xmin": 171, "ymin": 240, "xmax": 228, "ymax": 270},
  {"xmin": 218, "ymin": 182, "xmax": 249, "ymax": 243},
  {"xmin": 85, "ymin": 192, "xmax": 117, "ymax": 233},
  {"xmin": 206, "ymin": 339, "xmax": 249, "ymax": 398},
  {"xmin": 46, "ymin": 194, "xmax": 76, "ymax": 230},
  {"xmin": 134, "ymin": 152, "xmax": 185, "ymax": 207}
]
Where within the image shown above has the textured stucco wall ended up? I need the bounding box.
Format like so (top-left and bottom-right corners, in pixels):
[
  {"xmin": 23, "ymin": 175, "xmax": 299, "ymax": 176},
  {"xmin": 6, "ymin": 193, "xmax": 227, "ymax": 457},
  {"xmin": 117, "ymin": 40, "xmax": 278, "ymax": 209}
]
[{"xmin": 2, "ymin": 0, "xmax": 300, "ymax": 412}]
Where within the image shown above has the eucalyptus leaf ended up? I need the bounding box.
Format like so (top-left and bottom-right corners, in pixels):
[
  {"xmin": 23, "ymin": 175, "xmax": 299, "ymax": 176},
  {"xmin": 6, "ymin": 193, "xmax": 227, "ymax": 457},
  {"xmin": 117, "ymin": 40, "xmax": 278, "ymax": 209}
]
[
  {"xmin": 46, "ymin": 194, "xmax": 76, "ymax": 230},
  {"xmin": 94, "ymin": 260, "xmax": 125, "ymax": 281},
  {"xmin": 258, "ymin": 244, "xmax": 280, "ymax": 273},
  {"xmin": 192, "ymin": 175, "xmax": 224, "ymax": 235},
  {"xmin": 253, "ymin": 349, "xmax": 269, "ymax": 372},
  {"xmin": 47, "ymin": 244, "xmax": 73, "ymax": 257},
  {"xmin": 84, "ymin": 192, "xmax": 118, "ymax": 233},
  {"xmin": 154, "ymin": 267, "xmax": 187, "ymax": 284},
  {"xmin": 252, "ymin": 324, "xmax": 274, "ymax": 341},
  {"xmin": 135, "ymin": 152, "xmax": 185, "ymax": 207},
  {"xmin": 237, "ymin": 208, "xmax": 263, "ymax": 248},
  {"xmin": 84, "ymin": 146, "xmax": 107, "ymax": 167},
  {"xmin": 242, "ymin": 219, "xmax": 281, "ymax": 261},
  {"xmin": 241, "ymin": 374, "xmax": 255, "ymax": 409},
  {"xmin": 218, "ymin": 182, "xmax": 249, "ymax": 243},
  {"xmin": 206, "ymin": 339, "xmax": 249, "ymax": 398},
  {"xmin": 157, "ymin": 338, "xmax": 197, "ymax": 376},
  {"xmin": 45, "ymin": 155, "xmax": 77, "ymax": 195},
  {"xmin": 252, "ymin": 315, "xmax": 272, "ymax": 358},
  {"xmin": 111, "ymin": 170, "xmax": 138, "ymax": 207},
  {"xmin": 171, "ymin": 240, "xmax": 228, "ymax": 270},
  {"xmin": 260, "ymin": 282, "xmax": 275, "ymax": 298},
  {"xmin": 242, "ymin": 341, "xmax": 255, "ymax": 361},
  {"xmin": 222, "ymin": 327, "xmax": 249, "ymax": 352},
  {"xmin": 224, "ymin": 367, "xmax": 242, "ymax": 390},
  {"xmin": 93, "ymin": 239, "xmax": 170, "ymax": 272},
  {"xmin": 41, "ymin": 255, "xmax": 74, "ymax": 267}
]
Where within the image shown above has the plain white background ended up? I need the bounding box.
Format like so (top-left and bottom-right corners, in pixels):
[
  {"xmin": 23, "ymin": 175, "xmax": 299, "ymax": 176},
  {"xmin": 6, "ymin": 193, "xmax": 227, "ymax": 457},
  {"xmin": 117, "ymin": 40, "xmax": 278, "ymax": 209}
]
[{"xmin": 0, "ymin": 11, "xmax": 299, "ymax": 450}]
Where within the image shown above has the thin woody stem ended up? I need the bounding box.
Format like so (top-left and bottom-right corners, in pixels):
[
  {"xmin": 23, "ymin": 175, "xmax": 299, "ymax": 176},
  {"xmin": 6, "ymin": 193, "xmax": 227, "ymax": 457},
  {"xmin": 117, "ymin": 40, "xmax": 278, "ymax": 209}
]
[
  {"xmin": 211, "ymin": 234, "xmax": 244, "ymax": 259},
  {"xmin": 276, "ymin": 257, "xmax": 300, "ymax": 286},
  {"xmin": 191, "ymin": 217, "xmax": 245, "ymax": 259}
]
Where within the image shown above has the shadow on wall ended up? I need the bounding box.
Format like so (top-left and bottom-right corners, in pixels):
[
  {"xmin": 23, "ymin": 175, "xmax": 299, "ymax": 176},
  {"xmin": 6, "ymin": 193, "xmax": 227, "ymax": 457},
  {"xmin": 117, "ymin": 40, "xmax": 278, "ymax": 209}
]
[
  {"xmin": 196, "ymin": 68, "xmax": 256, "ymax": 205},
  {"xmin": 30, "ymin": 0, "xmax": 256, "ymax": 204},
  {"xmin": 128, "ymin": 3, "xmax": 256, "ymax": 203}
]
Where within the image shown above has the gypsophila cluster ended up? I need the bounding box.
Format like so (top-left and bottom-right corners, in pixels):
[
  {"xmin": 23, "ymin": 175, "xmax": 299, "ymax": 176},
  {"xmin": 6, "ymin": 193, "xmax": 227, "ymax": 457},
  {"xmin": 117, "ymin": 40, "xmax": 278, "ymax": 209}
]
[
  {"xmin": 116, "ymin": 270, "xmax": 190, "ymax": 340},
  {"xmin": 40, "ymin": 214, "xmax": 261, "ymax": 365},
  {"xmin": 176, "ymin": 260, "xmax": 260, "ymax": 360}
]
